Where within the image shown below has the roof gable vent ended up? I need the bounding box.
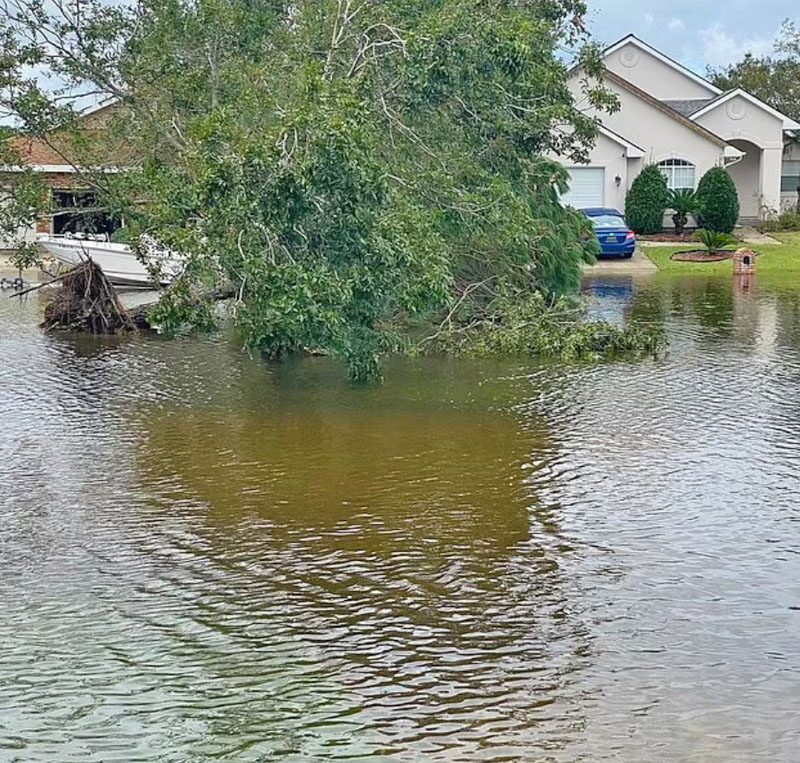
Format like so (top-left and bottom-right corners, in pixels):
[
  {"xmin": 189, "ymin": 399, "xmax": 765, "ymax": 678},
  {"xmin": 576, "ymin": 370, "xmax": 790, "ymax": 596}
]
[{"xmin": 619, "ymin": 47, "xmax": 639, "ymax": 68}]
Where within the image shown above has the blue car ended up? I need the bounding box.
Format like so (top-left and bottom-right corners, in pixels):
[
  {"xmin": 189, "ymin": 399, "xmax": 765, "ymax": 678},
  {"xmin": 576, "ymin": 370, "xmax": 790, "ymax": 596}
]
[{"xmin": 581, "ymin": 208, "xmax": 637, "ymax": 258}]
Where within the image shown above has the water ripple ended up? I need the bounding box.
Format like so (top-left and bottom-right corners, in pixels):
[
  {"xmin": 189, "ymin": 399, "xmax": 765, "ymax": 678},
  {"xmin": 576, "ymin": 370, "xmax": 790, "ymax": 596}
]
[{"xmin": 2, "ymin": 276, "xmax": 800, "ymax": 760}]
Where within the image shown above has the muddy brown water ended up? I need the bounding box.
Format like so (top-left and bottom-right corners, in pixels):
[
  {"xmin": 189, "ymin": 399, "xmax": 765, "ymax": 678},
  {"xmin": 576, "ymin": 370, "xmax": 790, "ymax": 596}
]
[{"xmin": 1, "ymin": 272, "xmax": 800, "ymax": 761}]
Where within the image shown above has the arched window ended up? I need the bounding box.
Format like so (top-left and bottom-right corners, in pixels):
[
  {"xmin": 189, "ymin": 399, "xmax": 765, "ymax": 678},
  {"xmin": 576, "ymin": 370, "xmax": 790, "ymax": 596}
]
[{"xmin": 658, "ymin": 158, "xmax": 696, "ymax": 191}]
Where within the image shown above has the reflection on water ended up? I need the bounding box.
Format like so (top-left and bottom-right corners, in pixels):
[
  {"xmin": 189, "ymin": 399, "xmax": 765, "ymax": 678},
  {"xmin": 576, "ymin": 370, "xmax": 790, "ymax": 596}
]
[
  {"xmin": 582, "ymin": 275, "xmax": 635, "ymax": 325},
  {"xmin": 2, "ymin": 272, "xmax": 800, "ymax": 761}
]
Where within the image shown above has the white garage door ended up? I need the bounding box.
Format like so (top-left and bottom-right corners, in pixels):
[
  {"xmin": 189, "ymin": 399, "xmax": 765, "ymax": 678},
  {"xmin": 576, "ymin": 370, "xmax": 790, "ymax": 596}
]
[{"xmin": 561, "ymin": 167, "xmax": 605, "ymax": 209}]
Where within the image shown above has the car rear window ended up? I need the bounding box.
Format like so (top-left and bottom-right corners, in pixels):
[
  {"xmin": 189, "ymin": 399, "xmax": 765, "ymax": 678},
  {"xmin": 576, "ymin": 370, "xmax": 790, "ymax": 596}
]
[{"xmin": 590, "ymin": 215, "xmax": 627, "ymax": 229}]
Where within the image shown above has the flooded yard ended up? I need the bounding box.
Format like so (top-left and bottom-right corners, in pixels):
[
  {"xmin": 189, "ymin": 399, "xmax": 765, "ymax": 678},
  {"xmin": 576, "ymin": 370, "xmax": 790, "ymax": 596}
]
[{"xmin": 1, "ymin": 270, "xmax": 800, "ymax": 760}]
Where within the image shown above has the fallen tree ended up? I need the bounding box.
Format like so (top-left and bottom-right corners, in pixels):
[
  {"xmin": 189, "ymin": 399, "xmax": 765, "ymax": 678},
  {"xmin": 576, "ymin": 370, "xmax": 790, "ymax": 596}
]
[
  {"xmin": 418, "ymin": 289, "xmax": 665, "ymax": 362},
  {"xmin": 0, "ymin": 0, "xmax": 625, "ymax": 380}
]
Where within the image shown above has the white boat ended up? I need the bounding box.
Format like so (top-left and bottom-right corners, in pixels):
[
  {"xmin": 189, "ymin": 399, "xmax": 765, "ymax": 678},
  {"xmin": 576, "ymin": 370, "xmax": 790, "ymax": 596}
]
[{"xmin": 37, "ymin": 233, "xmax": 184, "ymax": 287}]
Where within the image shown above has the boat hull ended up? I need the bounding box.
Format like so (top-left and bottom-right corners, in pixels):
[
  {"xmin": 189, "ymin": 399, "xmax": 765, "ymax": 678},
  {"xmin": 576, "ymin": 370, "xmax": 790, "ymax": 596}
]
[{"xmin": 37, "ymin": 237, "xmax": 182, "ymax": 287}]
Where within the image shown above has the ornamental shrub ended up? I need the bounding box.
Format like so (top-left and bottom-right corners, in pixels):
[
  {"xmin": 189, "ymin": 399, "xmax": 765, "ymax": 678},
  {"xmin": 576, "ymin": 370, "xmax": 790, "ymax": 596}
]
[
  {"xmin": 696, "ymin": 167, "xmax": 739, "ymax": 233},
  {"xmin": 694, "ymin": 229, "xmax": 737, "ymax": 252},
  {"xmin": 625, "ymin": 165, "xmax": 669, "ymax": 234}
]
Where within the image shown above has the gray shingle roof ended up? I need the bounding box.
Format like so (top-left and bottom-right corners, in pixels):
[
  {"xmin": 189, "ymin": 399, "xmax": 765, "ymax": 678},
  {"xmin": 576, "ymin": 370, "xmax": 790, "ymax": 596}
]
[{"xmin": 661, "ymin": 98, "xmax": 715, "ymax": 117}]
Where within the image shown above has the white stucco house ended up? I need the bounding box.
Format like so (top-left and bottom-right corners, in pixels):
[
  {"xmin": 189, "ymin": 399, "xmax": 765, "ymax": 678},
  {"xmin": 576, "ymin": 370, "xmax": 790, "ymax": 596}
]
[{"xmin": 561, "ymin": 34, "xmax": 800, "ymax": 223}]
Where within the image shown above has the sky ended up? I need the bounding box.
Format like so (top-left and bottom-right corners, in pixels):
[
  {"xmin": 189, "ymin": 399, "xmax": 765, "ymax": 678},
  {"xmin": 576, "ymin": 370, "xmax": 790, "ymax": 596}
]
[{"xmin": 586, "ymin": 0, "xmax": 798, "ymax": 73}]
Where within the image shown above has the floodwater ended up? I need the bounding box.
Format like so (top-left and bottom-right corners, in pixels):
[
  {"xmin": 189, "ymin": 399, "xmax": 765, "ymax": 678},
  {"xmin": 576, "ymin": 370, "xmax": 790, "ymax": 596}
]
[{"xmin": 1, "ymin": 270, "xmax": 800, "ymax": 761}]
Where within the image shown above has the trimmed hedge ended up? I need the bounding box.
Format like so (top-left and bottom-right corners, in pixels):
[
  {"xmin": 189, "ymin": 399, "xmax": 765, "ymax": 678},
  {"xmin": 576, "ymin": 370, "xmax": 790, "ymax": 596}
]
[
  {"xmin": 626, "ymin": 165, "xmax": 669, "ymax": 234},
  {"xmin": 697, "ymin": 167, "xmax": 739, "ymax": 233}
]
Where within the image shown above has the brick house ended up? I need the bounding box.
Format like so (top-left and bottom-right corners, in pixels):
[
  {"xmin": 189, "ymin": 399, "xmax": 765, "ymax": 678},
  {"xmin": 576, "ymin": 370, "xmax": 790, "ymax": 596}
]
[{"xmin": 1, "ymin": 103, "xmax": 125, "ymax": 249}]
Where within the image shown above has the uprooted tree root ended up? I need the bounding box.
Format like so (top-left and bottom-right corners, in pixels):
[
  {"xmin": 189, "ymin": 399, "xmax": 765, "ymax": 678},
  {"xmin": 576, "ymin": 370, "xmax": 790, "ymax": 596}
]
[{"xmin": 42, "ymin": 259, "xmax": 137, "ymax": 334}]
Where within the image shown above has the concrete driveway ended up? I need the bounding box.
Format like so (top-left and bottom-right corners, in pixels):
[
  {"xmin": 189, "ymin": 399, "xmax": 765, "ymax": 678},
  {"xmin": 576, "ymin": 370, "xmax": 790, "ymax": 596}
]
[{"xmin": 582, "ymin": 249, "xmax": 657, "ymax": 274}]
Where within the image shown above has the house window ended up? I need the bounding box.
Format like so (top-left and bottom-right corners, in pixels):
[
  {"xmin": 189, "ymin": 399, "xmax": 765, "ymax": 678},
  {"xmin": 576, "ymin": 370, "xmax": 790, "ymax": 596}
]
[
  {"xmin": 782, "ymin": 161, "xmax": 800, "ymax": 194},
  {"xmin": 51, "ymin": 189, "xmax": 121, "ymax": 236},
  {"xmin": 658, "ymin": 158, "xmax": 696, "ymax": 191}
]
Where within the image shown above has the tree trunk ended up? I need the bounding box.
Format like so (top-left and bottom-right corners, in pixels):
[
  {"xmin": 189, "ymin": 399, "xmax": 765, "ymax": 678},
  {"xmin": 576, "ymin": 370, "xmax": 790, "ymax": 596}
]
[{"xmin": 672, "ymin": 213, "xmax": 687, "ymax": 236}]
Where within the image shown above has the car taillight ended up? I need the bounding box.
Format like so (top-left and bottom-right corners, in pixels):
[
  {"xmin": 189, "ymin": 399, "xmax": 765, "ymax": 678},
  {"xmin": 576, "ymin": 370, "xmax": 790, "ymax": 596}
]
[{"xmin": 625, "ymin": 230, "xmax": 635, "ymax": 241}]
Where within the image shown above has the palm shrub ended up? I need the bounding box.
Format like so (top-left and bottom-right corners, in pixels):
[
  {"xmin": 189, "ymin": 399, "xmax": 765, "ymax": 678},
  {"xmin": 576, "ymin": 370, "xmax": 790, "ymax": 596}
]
[
  {"xmin": 696, "ymin": 167, "xmax": 739, "ymax": 233},
  {"xmin": 667, "ymin": 188, "xmax": 699, "ymax": 235},
  {"xmin": 694, "ymin": 229, "xmax": 737, "ymax": 252},
  {"xmin": 626, "ymin": 165, "xmax": 670, "ymax": 234}
]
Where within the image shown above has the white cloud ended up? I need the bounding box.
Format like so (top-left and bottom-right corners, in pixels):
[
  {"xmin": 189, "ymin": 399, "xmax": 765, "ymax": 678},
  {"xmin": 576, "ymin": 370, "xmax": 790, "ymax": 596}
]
[
  {"xmin": 698, "ymin": 24, "xmax": 774, "ymax": 68},
  {"xmin": 668, "ymin": 18, "xmax": 685, "ymax": 32},
  {"xmin": 643, "ymin": 12, "xmax": 655, "ymax": 29}
]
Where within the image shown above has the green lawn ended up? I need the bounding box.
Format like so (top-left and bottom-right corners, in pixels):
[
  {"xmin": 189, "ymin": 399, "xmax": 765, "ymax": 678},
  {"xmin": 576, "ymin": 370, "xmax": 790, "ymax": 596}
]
[{"xmin": 642, "ymin": 233, "xmax": 800, "ymax": 287}]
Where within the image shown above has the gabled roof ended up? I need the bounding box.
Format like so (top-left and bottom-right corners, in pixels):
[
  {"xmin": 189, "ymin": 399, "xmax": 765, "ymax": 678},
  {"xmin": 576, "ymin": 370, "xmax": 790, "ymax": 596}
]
[
  {"xmin": 603, "ymin": 35, "xmax": 722, "ymax": 96},
  {"xmin": 689, "ymin": 88, "xmax": 800, "ymax": 131},
  {"xmin": 597, "ymin": 124, "xmax": 645, "ymax": 158},
  {"xmin": 603, "ymin": 69, "xmax": 728, "ymax": 147},
  {"xmin": 602, "ymin": 35, "xmax": 800, "ymax": 132}
]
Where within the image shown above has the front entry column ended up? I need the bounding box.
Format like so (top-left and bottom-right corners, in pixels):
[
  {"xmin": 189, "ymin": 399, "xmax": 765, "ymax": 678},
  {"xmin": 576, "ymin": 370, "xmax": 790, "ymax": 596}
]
[{"xmin": 760, "ymin": 146, "xmax": 784, "ymax": 218}]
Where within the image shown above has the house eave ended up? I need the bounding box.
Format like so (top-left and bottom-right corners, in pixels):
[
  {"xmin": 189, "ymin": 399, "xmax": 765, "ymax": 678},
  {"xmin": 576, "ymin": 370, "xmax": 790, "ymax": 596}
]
[{"xmin": 597, "ymin": 124, "xmax": 645, "ymax": 158}]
